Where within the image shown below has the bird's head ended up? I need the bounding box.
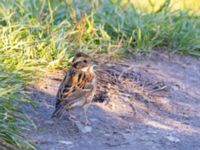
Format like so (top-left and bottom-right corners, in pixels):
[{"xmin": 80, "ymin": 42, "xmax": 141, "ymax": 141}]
[{"xmin": 71, "ymin": 52, "xmax": 98, "ymax": 72}]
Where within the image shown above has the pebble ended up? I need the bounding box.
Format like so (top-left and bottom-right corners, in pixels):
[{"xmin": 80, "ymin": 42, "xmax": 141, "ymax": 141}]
[
  {"xmin": 76, "ymin": 122, "xmax": 93, "ymax": 133},
  {"xmin": 146, "ymin": 129, "xmax": 158, "ymax": 134},
  {"xmin": 90, "ymin": 118, "xmax": 99, "ymax": 122},
  {"xmin": 166, "ymin": 135, "xmax": 180, "ymax": 143},
  {"xmin": 58, "ymin": 140, "xmax": 73, "ymax": 145},
  {"xmin": 83, "ymin": 126, "xmax": 93, "ymax": 133},
  {"xmin": 45, "ymin": 120, "xmax": 54, "ymax": 124}
]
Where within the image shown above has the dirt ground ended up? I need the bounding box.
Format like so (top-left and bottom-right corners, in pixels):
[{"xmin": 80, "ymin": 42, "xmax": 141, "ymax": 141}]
[{"xmin": 24, "ymin": 52, "xmax": 200, "ymax": 150}]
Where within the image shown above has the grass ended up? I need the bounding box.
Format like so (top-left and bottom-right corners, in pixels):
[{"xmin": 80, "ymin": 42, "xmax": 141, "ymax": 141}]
[
  {"xmin": 0, "ymin": 0, "xmax": 200, "ymax": 149},
  {"xmin": 0, "ymin": 66, "xmax": 35, "ymax": 150}
]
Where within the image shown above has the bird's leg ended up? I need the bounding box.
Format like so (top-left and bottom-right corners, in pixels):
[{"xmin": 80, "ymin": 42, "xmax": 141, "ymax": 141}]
[
  {"xmin": 68, "ymin": 109, "xmax": 76, "ymax": 123},
  {"xmin": 83, "ymin": 106, "xmax": 89, "ymax": 126}
]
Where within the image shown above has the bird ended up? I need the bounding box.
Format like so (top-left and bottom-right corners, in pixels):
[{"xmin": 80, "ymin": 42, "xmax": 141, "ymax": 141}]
[{"xmin": 51, "ymin": 52, "xmax": 97, "ymax": 125}]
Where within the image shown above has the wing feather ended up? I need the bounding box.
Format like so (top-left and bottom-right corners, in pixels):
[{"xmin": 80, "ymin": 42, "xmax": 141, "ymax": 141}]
[{"xmin": 52, "ymin": 67, "xmax": 94, "ymax": 117}]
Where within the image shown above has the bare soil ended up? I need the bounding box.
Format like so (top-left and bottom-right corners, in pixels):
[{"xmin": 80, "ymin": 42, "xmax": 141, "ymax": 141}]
[{"xmin": 24, "ymin": 52, "xmax": 200, "ymax": 150}]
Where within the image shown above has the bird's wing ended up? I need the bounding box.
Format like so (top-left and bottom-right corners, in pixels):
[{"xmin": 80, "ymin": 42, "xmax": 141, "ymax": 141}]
[
  {"xmin": 57, "ymin": 68, "xmax": 89, "ymax": 102},
  {"xmin": 52, "ymin": 68, "xmax": 94, "ymax": 117}
]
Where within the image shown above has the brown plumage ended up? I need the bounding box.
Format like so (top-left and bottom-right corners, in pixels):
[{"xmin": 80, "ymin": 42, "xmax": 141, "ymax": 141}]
[{"xmin": 52, "ymin": 52, "xmax": 97, "ymax": 125}]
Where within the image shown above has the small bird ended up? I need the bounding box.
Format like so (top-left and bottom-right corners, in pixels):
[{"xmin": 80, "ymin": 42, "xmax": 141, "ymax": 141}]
[{"xmin": 52, "ymin": 52, "xmax": 97, "ymax": 125}]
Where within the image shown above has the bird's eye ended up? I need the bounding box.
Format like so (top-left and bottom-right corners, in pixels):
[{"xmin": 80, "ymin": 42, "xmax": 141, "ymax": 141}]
[{"xmin": 83, "ymin": 60, "xmax": 87, "ymax": 63}]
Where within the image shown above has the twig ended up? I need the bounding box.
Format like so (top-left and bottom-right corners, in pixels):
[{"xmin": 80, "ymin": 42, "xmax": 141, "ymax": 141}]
[
  {"xmin": 118, "ymin": 65, "xmax": 134, "ymax": 80},
  {"xmin": 149, "ymin": 85, "xmax": 168, "ymax": 94}
]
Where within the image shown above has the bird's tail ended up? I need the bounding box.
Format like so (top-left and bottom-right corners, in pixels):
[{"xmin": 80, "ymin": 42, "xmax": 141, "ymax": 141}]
[
  {"xmin": 51, "ymin": 104, "xmax": 65, "ymax": 118},
  {"xmin": 51, "ymin": 98, "xmax": 78, "ymax": 118}
]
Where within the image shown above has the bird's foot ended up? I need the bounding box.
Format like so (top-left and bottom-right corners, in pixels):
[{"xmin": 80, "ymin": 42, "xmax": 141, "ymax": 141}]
[
  {"xmin": 68, "ymin": 114, "xmax": 77, "ymax": 125},
  {"xmin": 81, "ymin": 117, "xmax": 90, "ymax": 126},
  {"xmin": 69, "ymin": 114, "xmax": 76, "ymax": 120}
]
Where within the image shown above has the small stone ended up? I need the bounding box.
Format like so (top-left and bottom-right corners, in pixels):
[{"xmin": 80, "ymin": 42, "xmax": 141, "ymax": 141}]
[
  {"xmin": 166, "ymin": 135, "xmax": 180, "ymax": 143},
  {"xmin": 90, "ymin": 118, "xmax": 98, "ymax": 122},
  {"xmin": 76, "ymin": 122, "xmax": 92, "ymax": 133},
  {"xmin": 58, "ymin": 140, "xmax": 73, "ymax": 145},
  {"xmin": 83, "ymin": 126, "xmax": 93, "ymax": 133},
  {"xmin": 146, "ymin": 129, "xmax": 158, "ymax": 134},
  {"xmin": 104, "ymin": 133, "xmax": 111, "ymax": 137},
  {"xmin": 45, "ymin": 120, "xmax": 54, "ymax": 124}
]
